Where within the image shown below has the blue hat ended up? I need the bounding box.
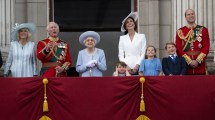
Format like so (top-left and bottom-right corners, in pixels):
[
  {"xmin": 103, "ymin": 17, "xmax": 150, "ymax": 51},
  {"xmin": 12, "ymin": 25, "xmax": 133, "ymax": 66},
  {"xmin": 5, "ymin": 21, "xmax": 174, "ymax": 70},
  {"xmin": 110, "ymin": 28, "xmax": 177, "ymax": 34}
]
[
  {"xmin": 121, "ymin": 12, "xmax": 138, "ymax": 32},
  {"xmin": 11, "ymin": 23, "xmax": 36, "ymax": 41},
  {"xmin": 79, "ymin": 31, "xmax": 100, "ymax": 46}
]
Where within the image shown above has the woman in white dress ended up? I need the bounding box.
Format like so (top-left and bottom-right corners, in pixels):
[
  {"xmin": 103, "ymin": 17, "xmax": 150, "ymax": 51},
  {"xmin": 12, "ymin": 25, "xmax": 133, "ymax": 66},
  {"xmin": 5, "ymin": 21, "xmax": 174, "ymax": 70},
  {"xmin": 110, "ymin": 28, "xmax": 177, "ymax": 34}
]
[
  {"xmin": 4, "ymin": 23, "xmax": 38, "ymax": 77},
  {"xmin": 118, "ymin": 12, "xmax": 147, "ymax": 75}
]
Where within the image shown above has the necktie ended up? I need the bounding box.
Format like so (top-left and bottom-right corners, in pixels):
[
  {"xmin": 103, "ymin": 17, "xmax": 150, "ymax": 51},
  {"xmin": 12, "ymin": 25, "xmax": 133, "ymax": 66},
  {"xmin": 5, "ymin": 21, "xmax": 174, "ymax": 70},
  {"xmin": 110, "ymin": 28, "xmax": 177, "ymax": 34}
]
[{"xmin": 171, "ymin": 55, "xmax": 176, "ymax": 63}]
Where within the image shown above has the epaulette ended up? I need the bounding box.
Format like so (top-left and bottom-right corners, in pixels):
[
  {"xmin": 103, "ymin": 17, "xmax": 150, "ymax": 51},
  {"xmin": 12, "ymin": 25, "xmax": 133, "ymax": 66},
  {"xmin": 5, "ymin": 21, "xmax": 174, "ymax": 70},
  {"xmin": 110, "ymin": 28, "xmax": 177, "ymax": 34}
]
[
  {"xmin": 41, "ymin": 38, "xmax": 50, "ymax": 42},
  {"xmin": 178, "ymin": 26, "xmax": 187, "ymax": 30}
]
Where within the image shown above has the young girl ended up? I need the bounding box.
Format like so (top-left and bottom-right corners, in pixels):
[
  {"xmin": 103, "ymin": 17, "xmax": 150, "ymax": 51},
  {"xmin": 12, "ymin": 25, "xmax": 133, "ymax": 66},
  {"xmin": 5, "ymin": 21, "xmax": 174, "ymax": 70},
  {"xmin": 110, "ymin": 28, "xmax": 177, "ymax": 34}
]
[{"xmin": 139, "ymin": 45, "xmax": 162, "ymax": 76}]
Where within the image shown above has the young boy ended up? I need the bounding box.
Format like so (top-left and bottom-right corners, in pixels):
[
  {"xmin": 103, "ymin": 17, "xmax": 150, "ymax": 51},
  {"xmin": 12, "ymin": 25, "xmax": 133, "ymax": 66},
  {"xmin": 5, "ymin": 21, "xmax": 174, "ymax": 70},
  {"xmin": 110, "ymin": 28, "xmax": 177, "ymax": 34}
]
[
  {"xmin": 162, "ymin": 42, "xmax": 186, "ymax": 76},
  {"xmin": 113, "ymin": 61, "xmax": 131, "ymax": 76}
]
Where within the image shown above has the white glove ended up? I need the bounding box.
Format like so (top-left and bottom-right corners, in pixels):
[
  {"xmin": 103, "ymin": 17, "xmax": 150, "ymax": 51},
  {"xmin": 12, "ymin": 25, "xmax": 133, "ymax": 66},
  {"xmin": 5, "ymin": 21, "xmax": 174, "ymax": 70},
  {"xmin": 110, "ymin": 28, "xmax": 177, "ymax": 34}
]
[
  {"xmin": 91, "ymin": 60, "xmax": 98, "ymax": 65},
  {"xmin": 86, "ymin": 60, "xmax": 96, "ymax": 68}
]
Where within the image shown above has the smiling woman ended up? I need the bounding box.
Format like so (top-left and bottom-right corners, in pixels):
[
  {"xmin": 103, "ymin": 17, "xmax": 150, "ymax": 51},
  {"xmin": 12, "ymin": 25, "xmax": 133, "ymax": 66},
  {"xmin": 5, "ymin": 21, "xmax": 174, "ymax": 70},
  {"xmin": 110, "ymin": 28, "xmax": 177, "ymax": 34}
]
[
  {"xmin": 4, "ymin": 23, "xmax": 38, "ymax": 77},
  {"xmin": 76, "ymin": 31, "xmax": 107, "ymax": 77}
]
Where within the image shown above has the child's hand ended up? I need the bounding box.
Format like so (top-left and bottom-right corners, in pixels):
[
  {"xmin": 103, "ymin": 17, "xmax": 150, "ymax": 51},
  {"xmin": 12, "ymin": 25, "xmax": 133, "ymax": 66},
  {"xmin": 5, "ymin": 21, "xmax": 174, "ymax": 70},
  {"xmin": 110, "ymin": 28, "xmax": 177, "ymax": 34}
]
[
  {"xmin": 126, "ymin": 69, "xmax": 131, "ymax": 76},
  {"xmin": 115, "ymin": 66, "xmax": 118, "ymax": 72},
  {"xmin": 133, "ymin": 64, "xmax": 139, "ymax": 71},
  {"xmin": 114, "ymin": 66, "xmax": 118, "ymax": 76},
  {"xmin": 127, "ymin": 66, "xmax": 131, "ymax": 71}
]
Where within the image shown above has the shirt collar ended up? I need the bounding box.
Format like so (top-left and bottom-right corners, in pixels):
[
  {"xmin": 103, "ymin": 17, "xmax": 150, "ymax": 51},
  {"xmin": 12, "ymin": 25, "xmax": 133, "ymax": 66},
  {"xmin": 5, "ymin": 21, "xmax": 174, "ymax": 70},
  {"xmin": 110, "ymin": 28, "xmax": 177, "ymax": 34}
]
[{"xmin": 169, "ymin": 54, "xmax": 177, "ymax": 57}]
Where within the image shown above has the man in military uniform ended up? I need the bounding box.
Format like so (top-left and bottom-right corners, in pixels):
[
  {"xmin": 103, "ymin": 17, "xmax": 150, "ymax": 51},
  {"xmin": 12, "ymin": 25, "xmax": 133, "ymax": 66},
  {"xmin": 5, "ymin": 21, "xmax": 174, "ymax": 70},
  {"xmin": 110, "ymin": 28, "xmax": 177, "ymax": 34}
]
[
  {"xmin": 175, "ymin": 9, "xmax": 210, "ymax": 75},
  {"xmin": 37, "ymin": 22, "xmax": 72, "ymax": 77}
]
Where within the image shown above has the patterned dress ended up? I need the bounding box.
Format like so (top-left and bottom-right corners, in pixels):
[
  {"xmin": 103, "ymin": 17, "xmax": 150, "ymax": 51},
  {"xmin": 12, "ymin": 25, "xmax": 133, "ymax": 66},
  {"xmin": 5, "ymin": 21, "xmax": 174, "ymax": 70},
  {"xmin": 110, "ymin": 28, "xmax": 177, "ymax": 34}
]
[{"xmin": 4, "ymin": 41, "xmax": 37, "ymax": 77}]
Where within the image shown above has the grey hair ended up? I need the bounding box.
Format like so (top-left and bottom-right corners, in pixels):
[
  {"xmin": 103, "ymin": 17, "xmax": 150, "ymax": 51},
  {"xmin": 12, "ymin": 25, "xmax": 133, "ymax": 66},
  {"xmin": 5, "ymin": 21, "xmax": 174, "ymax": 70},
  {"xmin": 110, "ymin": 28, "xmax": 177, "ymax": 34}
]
[{"xmin": 46, "ymin": 22, "xmax": 59, "ymax": 31}]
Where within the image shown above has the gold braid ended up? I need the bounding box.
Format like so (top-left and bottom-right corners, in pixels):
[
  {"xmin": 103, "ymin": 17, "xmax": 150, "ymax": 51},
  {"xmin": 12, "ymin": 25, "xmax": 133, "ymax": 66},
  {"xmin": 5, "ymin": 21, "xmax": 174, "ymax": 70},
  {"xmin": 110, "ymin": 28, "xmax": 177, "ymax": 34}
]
[{"xmin": 177, "ymin": 29, "xmax": 195, "ymax": 50}]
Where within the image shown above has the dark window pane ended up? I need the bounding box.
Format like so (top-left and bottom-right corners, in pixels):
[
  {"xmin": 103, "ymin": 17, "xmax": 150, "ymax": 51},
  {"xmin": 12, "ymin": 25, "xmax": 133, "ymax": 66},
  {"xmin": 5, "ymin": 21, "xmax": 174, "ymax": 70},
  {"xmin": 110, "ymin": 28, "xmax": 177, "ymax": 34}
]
[{"xmin": 54, "ymin": 0, "xmax": 131, "ymax": 31}]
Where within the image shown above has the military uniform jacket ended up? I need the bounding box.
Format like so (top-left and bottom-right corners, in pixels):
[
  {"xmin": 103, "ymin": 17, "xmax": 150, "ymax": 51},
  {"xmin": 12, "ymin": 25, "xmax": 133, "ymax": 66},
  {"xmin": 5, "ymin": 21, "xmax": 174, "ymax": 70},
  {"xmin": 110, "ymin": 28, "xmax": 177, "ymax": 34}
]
[
  {"xmin": 37, "ymin": 37, "xmax": 72, "ymax": 77},
  {"xmin": 175, "ymin": 25, "xmax": 210, "ymax": 75}
]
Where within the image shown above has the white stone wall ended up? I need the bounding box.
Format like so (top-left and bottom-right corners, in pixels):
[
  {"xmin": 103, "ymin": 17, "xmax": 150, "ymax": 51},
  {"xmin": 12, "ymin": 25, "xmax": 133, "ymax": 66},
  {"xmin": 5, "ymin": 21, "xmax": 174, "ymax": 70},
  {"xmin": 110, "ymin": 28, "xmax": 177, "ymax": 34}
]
[{"xmin": 139, "ymin": 0, "xmax": 160, "ymax": 57}]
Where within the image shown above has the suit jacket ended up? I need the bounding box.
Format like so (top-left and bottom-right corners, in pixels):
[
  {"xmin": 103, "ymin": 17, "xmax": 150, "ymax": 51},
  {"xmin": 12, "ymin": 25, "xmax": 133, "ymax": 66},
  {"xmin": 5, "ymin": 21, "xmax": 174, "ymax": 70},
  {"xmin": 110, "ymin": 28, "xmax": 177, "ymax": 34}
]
[
  {"xmin": 118, "ymin": 32, "xmax": 146, "ymax": 69},
  {"xmin": 162, "ymin": 56, "xmax": 186, "ymax": 75}
]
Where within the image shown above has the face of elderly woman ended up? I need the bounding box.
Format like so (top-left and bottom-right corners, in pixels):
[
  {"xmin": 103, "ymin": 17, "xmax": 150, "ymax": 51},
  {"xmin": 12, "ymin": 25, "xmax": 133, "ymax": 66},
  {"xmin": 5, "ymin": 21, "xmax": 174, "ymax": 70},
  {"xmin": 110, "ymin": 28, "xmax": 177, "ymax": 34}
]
[
  {"xmin": 18, "ymin": 28, "xmax": 29, "ymax": 40},
  {"xmin": 84, "ymin": 37, "xmax": 96, "ymax": 48},
  {"xmin": 47, "ymin": 22, "xmax": 59, "ymax": 37}
]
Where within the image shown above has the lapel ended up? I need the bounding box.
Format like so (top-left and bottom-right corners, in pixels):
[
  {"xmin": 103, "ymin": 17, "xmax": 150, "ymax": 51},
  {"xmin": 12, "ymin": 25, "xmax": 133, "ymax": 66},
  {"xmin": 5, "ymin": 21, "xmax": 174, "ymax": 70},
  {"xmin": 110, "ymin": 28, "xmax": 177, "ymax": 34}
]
[
  {"xmin": 168, "ymin": 56, "xmax": 176, "ymax": 63},
  {"xmin": 125, "ymin": 32, "xmax": 138, "ymax": 43}
]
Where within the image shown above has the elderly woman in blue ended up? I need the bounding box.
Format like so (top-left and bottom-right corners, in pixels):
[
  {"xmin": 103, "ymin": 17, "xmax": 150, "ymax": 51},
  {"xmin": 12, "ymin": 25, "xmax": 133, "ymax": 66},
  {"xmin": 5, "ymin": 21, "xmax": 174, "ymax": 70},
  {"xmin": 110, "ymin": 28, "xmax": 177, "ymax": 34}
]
[{"xmin": 76, "ymin": 31, "xmax": 107, "ymax": 77}]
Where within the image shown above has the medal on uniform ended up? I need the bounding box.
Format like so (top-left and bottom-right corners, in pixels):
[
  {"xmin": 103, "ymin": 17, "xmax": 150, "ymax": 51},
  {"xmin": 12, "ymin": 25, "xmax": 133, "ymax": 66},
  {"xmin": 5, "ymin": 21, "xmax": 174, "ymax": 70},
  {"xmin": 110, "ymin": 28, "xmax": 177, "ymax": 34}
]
[
  {"xmin": 59, "ymin": 55, "xmax": 63, "ymax": 60},
  {"xmin": 196, "ymin": 33, "xmax": 202, "ymax": 42},
  {"xmin": 58, "ymin": 41, "xmax": 66, "ymax": 48},
  {"xmin": 61, "ymin": 51, "xmax": 66, "ymax": 57},
  {"xmin": 197, "ymin": 36, "xmax": 202, "ymax": 42},
  {"xmin": 198, "ymin": 43, "xmax": 202, "ymax": 48}
]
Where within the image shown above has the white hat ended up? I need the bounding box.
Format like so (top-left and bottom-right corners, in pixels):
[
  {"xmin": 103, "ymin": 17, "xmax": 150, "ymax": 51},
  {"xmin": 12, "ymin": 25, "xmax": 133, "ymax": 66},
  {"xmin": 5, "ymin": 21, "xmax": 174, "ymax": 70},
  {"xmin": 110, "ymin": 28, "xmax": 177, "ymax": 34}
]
[
  {"xmin": 79, "ymin": 31, "xmax": 100, "ymax": 46},
  {"xmin": 11, "ymin": 23, "xmax": 36, "ymax": 41},
  {"xmin": 121, "ymin": 12, "xmax": 138, "ymax": 32}
]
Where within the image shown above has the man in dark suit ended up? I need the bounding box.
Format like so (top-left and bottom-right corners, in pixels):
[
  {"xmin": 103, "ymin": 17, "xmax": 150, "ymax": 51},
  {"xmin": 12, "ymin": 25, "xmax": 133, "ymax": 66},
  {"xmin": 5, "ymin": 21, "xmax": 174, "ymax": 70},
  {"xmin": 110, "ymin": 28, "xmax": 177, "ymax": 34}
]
[{"xmin": 162, "ymin": 42, "xmax": 186, "ymax": 76}]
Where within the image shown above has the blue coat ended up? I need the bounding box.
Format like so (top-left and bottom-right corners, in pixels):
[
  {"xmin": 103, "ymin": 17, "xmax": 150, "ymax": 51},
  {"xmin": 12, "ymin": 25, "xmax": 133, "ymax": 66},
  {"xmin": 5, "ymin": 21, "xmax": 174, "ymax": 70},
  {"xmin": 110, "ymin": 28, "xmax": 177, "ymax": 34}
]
[
  {"xmin": 76, "ymin": 48, "xmax": 107, "ymax": 77},
  {"xmin": 162, "ymin": 56, "xmax": 186, "ymax": 75}
]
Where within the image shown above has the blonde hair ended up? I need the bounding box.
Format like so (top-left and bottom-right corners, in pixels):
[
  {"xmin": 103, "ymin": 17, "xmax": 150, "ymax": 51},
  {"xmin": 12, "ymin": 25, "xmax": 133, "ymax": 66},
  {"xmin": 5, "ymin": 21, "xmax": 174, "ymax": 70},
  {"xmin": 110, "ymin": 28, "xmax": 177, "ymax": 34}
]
[{"xmin": 17, "ymin": 28, "xmax": 32, "ymax": 41}]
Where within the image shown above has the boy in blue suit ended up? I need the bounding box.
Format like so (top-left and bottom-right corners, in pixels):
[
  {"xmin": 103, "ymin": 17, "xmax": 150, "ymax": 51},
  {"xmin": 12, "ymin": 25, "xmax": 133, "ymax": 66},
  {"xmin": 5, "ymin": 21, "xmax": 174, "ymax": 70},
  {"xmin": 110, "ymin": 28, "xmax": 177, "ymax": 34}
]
[{"xmin": 162, "ymin": 42, "xmax": 186, "ymax": 76}]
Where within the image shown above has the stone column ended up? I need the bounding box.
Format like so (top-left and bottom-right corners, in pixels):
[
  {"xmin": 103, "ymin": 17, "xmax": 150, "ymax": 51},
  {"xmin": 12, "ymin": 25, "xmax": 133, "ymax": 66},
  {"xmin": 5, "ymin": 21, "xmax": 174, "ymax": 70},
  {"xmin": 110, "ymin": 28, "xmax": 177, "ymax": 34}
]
[
  {"xmin": 25, "ymin": 0, "xmax": 48, "ymax": 74},
  {"xmin": 139, "ymin": 0, "xmax": 160, "ymax": 56},
  {"xmin": 0, "ymin": 0, "xmax": 14, "ymax": 76},
  {"xmin": 0, "ymin": 0, "xmax": 14, "ymax": 51}
]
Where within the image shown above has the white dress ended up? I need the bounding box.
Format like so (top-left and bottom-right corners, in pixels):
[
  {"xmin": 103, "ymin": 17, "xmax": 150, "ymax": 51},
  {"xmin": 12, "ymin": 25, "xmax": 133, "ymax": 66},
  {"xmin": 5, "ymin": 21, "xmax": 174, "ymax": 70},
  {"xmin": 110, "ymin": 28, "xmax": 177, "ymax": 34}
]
[
  {"xmin": 118, "ymin": 32, "xmax": 146, "ymax": 69},
  {"xmin": 4, "ymin": 41, "xmax": 38, "ymax": 77}
]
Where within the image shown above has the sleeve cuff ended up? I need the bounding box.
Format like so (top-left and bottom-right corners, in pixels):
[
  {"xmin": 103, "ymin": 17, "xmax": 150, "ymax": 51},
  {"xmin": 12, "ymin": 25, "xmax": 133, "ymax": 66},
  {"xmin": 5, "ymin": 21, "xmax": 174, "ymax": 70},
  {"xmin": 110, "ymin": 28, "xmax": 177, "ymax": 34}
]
[
  {"xmin": 196, "ymin": 53, "xmax": 206, "ymax": 64},
  {"xmin": 182, "ymin": 54, "xmax": 192, "ymax": 64},
  {"xmin": 62, "ymin": 62, "xmax": 71, "ymax": 71}
]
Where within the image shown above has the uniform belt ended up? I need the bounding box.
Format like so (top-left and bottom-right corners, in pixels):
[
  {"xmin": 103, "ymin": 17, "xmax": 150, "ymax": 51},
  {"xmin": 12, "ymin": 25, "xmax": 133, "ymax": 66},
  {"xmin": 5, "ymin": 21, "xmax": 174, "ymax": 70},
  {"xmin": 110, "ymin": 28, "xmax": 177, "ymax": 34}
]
[
  {"xmin": 186, "ymin": 51, "xmax": 201, "ymax": 56},
  {"xmin": 42, "ymin": 62, "xmax": 62, "ymax": 67}
]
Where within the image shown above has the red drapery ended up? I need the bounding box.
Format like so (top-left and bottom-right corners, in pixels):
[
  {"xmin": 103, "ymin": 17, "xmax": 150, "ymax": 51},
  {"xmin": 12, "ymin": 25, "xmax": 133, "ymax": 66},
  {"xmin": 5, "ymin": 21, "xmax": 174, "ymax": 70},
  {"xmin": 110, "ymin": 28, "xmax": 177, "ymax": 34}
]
[{"xmin": 0, "ymin": 76, "xmax": 215, "ymax": 120}]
